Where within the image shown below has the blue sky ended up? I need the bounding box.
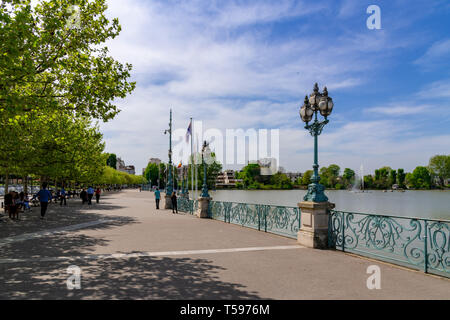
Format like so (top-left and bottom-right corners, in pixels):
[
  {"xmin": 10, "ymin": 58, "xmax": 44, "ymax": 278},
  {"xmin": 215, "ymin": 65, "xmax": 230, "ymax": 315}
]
[{"xmin": 100, "ymin": 0, "xmax": 450, "ymax": 174}]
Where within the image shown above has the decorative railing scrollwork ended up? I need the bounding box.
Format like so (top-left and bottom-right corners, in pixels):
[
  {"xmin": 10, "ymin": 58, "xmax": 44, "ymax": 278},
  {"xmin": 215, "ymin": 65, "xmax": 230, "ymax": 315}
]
[
  {"xmin": 207, "ymin": 201, "xmax": 300, "ymax": 239},
  {"xmin": 426, "ymin": 221, "xmax": 450, "ymax": 274},
  {"xmin": 329, "ymin": 210, "xmax": 449, "ymax": 278},
  {"xmin": 177, "ymin": 197, "xmax": 198, "ymax": 215}
]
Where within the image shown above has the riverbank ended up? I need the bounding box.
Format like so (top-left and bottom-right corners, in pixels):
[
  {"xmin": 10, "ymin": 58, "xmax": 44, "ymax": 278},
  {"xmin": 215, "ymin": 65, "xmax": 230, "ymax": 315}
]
[{"xmin": 216, "ymin": 186, "xmax": 450, "ymax": 191}]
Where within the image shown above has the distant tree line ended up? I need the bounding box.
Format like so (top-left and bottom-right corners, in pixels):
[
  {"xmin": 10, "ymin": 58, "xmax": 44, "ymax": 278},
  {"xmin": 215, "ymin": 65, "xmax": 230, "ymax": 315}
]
[
  {"xmin": 233, "ymin": 154, "xmax": 449, "ymax": 191},
  {"xmin": 143, "ymin": 154, "xmax": 222, "ymax": 191},
  {"xmin": 235, "ymin": 163, "xmax": 293, "ymax": 190}
]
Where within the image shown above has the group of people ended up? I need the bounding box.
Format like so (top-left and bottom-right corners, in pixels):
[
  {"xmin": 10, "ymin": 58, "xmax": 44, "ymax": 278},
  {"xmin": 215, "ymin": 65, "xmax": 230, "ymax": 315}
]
[
  {"xmin": 2, "ymin": 183, "xmax": 103, "ymax": 221},
  {"xmin": 79, "ymin": 187, "xmax": 101, "ymax": 205},
  {"xmin": 3, "ymin": 191, "xmax": 31, "ymax": 220}
]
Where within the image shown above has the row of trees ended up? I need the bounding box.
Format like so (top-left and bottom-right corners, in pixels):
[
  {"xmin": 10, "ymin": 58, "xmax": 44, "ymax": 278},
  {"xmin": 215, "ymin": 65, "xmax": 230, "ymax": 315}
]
[
  {"xmin": 298, "ymin": 155, "xmax": 450, "ymax": 190},
  {"xmin": 98, "ymin": 166, "xmax": 143, "ymax": 186},
  {"xmin": 143, "ymin": 156, "xmax": 223, "ymax": 191},
  {"xmin": 0, "ymin": 0, "xmax": 137, "ymax": 191},
  {"xmin": 235, "ymin": 163, "xmax": 293, "ymax": 190},
  {"xmin": 233, "ymin": 154, "xmax": 449, "ymax": 191}
]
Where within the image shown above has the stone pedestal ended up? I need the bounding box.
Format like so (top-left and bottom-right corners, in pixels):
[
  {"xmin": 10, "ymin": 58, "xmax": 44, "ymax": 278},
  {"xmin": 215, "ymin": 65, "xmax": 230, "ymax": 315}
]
[
  {"xmin": 196, "ymin": 197, "xmax": 211, "ymax": 218},
  {"xmin": 297, "ymin": 201, "xmax": 335, "ymax": 249},
  {"xmin": 164, "ymin": 194, "xmax": 172, "ymax": 209}
]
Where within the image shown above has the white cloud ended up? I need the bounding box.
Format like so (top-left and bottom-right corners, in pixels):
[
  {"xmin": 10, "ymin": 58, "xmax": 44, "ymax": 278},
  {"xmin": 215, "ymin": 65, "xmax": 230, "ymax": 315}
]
[
  {"xmin": 279, "ymin": 121, "xmax": 450, "ymax": 173},
  {"xmin": 98, "ymin": 0, "xmax": 449, "ymax": 175},
  {"xmin": 417, "ymin": 80, "xmax": 450, "ymax": 99},
  {"xmin": 414, "ymin": 39, "xmax": 450, "ymax": 69},
  {"xmin": 365, "ymin": 104, "xmax": 430, "ymax": 116}
]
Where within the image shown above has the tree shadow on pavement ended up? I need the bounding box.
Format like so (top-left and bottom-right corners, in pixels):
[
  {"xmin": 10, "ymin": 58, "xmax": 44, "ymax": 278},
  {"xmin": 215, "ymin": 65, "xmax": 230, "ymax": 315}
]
[
  {"xmin": 0, "ymin": 254, "xmax": 264, "ymax": 299},
  {"xmin": 0, "ymin": 191, "xmax": 263, "ymax": 299},
  {"xmin": 0, "ymin": 197, "xmax": 129, "ymax": 238}
]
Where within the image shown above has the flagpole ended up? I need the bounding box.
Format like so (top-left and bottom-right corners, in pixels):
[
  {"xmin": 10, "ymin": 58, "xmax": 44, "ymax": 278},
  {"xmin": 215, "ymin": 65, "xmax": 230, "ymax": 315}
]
[{"xmin": 195, "ymin": 135, "xmax": 198, "ymax": 199}]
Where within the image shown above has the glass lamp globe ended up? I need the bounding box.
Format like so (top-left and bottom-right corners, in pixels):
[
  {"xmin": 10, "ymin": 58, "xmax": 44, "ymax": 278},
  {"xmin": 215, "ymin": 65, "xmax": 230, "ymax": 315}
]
[
  {"xmin": 300, "ymin": 105, "xmax": 313, "ymax": 123},
  {"xmin": 327, "ymin": 98, "xmax": 334, "ymax": 114},
  {"xmin": 318, "ymin": 97, "xmax": 327, "ymax": 115},
  {"xmin": 319, "ymin": 97, "xmax": 334, "ymax": 117}
]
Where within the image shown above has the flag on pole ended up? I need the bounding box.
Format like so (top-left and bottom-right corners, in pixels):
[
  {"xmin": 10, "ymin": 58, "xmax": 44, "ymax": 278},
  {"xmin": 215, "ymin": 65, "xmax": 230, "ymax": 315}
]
[{"xmin": 186, "ymin": 120, "xmax": 192, "ymax": 143}]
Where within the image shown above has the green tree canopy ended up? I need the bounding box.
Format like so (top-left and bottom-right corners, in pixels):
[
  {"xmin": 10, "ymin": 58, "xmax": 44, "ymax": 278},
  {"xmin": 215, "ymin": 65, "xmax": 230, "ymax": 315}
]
[
  {"xmin": 408, "ymin": 166, "xmax": 432, "ymax": 189},
  {"xmin": 0, "ymin": 0, "xmax": 135, "ymax": 122},
  {"xmin": 106, "ymin": 153, "xmax": 117, "ymax": 169},
  {"xmin": 428, "ymin": 155, "xmax": 450, "ymax": 187}
]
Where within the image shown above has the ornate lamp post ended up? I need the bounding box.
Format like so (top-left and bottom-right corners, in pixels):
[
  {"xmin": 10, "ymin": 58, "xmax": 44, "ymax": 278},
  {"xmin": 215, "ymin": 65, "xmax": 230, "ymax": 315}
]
[
  {"xmin": 183, "ymin": 166, "xmax": 189, "ymax": 197},
  {"xmin": 164, "ymin": 109, "xmax": 174, "ymax": 209},
  {"xmin": 297, "ymin": 83, "xmax": 335, "ymax": 249},
  {"xmin": 180, "ymin": 168, "xmax": 185, "ymax": 196},
  {"xmin": 299, "ymin": 83, "xmax": 334, "ymax": 202},
  {"xmin": 200, "ymin": 141, "xmax": 211, "ymax": 198},
  {"xmin": 196, "ymin": 140, "xmax": 212, "ymax": 218}
]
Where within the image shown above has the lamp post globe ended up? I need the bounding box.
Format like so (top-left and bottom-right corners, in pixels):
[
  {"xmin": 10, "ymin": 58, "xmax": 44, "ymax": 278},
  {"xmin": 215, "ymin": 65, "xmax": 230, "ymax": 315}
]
[{"xmin": 300, "ymin": 96, "xmax": 313, "ymax": 123}]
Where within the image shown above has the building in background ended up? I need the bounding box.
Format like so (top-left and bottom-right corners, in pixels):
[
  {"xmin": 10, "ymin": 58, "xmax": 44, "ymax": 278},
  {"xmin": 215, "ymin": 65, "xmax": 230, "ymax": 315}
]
[
  {"xmin": 216, "ymin": 170, "xmax": 243, "ymax": 188},
  {"xmin": 285, "ymin": 172, "xmax": 302, "ymax": 183},
  {"xmin": 116, "ymin": 157, "xmax": 125, "ymax": 170},
  {"xmin": 116, "ymin": 157, "xmax": 136, "ymax": 175},
  {"xmin": 149, "ymin": 158, "xmax": 162, "ymax": 165}
]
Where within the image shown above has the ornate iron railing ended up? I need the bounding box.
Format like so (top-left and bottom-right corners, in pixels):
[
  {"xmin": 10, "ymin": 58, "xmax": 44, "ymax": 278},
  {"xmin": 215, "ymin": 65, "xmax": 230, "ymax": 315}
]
[
  {"xmin": 177, "ymin": 197, "xmax": 198, "ymax": 215},
  {"xmin": 208, "ymin": 201, "xmax": 301, "ymax": 239},
  {"xmin": 141, "ymin": 184, "xmax": 152, "ymax": 191},
  {"xmin": 329, "ymin": 210, "xmax": 450, "ymax": 278}
]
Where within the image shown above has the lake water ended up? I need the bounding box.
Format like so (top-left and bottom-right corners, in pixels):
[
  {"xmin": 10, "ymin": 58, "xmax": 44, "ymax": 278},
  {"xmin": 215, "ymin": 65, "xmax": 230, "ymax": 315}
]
[
  {"xmin": 0, "ymin": 185, "xmax": 41, "ymax": 195},
  {"xmin": 205, "ymin": 189, "xmax": 450, "ymax": 220}
]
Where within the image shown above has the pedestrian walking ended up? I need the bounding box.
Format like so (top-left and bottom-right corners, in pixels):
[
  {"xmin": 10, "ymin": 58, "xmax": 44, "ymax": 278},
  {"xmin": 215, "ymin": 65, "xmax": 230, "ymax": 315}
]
[
  {"xmin": 87, "ymin": 186, "xmax": 94, "ymax": 205},
  {"xmin": 154, "ymin": 188, "xmax": 160, "ymax": 209},
  {"xmin": 80, "ymin": 189, "xmax": 88, "ymax": 205},
  {"xmin": 10, "ymin": 192, "xmax": 20, "ymax": 220},
  {"xmin": 37, "ymin": 183, "xmax": 52, "ymax": 219},
  {"xmin": 171, "ymin": 191, "xmax": 178, "ymax": 214},
  {"xmin": 95, "ymin": 188, "xmax": 101, "ymax": 203},
  {"xmin": 4, "ymin": 191, "xmax": 13, "ymax": 219},
  {"xmin": 59, "ymin": 187, "xmax": 67, "ymax": 206}
]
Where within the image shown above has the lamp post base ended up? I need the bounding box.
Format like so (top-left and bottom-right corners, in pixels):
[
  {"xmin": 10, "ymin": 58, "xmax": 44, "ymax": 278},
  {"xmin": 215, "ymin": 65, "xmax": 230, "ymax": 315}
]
[
  {"xmin": 297, "ymin": 201, "xmax": 335, "ymax": 249},
  {"xmin": 196, "ymin": 197, "xmax": 211, "ymax": 218},
  {"xmin": 303, "ymin": 182, "xmax": 328, "ymax": 203},
  {"xmin": 164, "ymin": 194, "xmax": 173, "ymax": 209}
]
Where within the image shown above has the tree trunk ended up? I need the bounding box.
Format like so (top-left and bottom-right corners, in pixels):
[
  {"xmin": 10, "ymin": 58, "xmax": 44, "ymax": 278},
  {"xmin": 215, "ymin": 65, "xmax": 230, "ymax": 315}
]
[
  {"xmin": 5, "ymin": 168, "xmax": 9, "ymax": 194},
  {"xmin": 24, "ymin": 175, "xmax": 28, "ymax": 194}
]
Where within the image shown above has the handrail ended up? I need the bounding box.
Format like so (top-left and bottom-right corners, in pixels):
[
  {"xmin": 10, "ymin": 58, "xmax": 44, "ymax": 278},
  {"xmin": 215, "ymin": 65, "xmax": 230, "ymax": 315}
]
[
  {"xmin": 209, "ymin": 199, "xmax": 298, "ymax": 210},
  {"xmin": 330, "ymin": 209, "xmax": 449, "ymax": 223}
]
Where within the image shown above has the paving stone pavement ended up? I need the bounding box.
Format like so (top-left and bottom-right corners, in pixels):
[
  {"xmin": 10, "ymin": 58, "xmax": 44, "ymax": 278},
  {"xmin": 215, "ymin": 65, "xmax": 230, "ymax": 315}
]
[{"xmin": 0, "ymin": 189, "xmax": 449, "ymax": 300}]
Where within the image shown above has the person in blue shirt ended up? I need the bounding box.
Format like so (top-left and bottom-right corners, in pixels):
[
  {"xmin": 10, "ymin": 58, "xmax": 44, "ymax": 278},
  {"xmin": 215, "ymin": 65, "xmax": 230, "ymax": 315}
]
[
  {"xmin": 154, "ymin": 188, "xmax": 161, "ymax": 209},
  {"xmin": 87, "ymin": 186, "xmax": 94, "ymax": 205},
  {"xmin": 59, "ymin": 187, "xmax": 67, "ymax": 206},
  {"xmin": 37, "ymin": 183, "xmax": 52, "ymax": 219}
]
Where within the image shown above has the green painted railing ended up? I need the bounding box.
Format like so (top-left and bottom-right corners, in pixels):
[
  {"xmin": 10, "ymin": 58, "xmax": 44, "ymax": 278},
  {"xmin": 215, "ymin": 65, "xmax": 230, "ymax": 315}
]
[
  {"xmin": 177, "ymin": 197, "xmax": 198, "ymax": 215},
  {"xmin": 141, "ymin": 184, "xmax": 152, "ymax": 191},
  {"xmin": 208, "ymin": 201, "xmax": 301, "ymax": 239},
  {"xmin": 329, "ymin": 210, "xmax": 450, "ymax": 278}
]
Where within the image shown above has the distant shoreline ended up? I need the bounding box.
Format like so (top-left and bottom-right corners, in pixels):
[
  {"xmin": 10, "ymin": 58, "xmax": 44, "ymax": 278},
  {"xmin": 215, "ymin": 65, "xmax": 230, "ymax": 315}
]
[{"xmin": 213, "ymin": 187, "xmax": 450, "ymax": 191}]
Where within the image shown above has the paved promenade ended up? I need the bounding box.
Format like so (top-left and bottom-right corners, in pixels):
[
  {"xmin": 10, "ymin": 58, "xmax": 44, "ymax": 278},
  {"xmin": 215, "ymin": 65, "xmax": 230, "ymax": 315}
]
[{"xmin": 0, "ymin": 190, "xmax": 448, "ymax": 299}]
